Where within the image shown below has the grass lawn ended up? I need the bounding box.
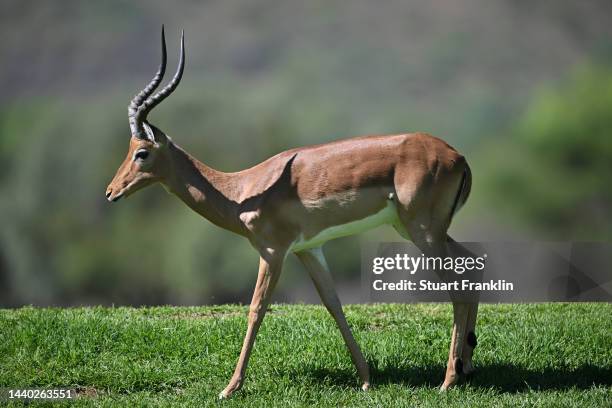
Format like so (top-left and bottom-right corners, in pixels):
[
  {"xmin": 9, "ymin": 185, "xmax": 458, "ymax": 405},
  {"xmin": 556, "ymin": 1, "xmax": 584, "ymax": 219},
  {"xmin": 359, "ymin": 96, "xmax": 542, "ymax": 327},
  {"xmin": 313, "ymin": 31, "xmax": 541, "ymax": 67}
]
[{"xmin": 1, "ymin": 303, "xmax": 611, "ymax": 407}]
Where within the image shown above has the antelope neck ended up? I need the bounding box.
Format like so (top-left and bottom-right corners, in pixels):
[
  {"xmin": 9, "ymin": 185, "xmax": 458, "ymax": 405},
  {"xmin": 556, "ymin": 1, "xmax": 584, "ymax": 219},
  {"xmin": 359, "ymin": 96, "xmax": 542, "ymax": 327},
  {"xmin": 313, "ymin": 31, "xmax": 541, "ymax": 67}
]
[{"xmin": 162, "ymin": 142, "xmax": 244, "ymax": 235}]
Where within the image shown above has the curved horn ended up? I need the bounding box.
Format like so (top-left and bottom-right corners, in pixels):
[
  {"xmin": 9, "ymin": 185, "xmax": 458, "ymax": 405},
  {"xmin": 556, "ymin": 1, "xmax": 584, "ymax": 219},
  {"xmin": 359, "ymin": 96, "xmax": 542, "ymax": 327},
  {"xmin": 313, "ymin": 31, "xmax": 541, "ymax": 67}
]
[
  {"xmin": 129, "ymin": 26, "xmax": 167, "ymax": 139},
  {"xmin": 134, "ymin": 30, "xmax": 185, "ymax": 134}
]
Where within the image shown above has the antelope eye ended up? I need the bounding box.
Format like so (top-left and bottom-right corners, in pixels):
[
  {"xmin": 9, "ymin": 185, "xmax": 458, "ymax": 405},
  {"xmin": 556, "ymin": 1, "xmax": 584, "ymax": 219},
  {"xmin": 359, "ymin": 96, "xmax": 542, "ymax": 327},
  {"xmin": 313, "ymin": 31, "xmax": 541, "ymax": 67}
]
[{"xmin": 135, "ymin": 150, "xmax": 150, "ymax": 161}]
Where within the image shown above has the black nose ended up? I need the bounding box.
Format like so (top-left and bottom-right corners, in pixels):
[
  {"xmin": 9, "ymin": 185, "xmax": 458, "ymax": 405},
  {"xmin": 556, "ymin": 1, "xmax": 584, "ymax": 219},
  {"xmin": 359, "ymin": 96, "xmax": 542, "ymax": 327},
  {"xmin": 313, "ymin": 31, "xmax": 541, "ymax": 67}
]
[{"xmin": 106, "ymin": 191, "xmax": 112, "ymax": 198}]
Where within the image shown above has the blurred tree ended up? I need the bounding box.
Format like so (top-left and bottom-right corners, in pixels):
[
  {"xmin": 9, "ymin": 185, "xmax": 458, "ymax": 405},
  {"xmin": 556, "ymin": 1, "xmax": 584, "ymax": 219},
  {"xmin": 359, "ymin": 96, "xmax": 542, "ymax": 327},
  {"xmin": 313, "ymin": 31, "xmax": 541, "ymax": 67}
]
[
  {"xmin": 2, "ymin": 1, "xmax": 612, "ymax": 305},
  {"xmin": 478, "ymin": 64, "xmax": 612, "ymax": 240}
]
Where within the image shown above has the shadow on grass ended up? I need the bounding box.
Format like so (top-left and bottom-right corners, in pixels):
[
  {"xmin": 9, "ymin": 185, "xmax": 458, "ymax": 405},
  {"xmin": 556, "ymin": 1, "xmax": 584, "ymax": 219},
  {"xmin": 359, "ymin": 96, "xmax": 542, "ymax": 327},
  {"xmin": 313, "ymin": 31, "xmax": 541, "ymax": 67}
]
[
  {"xmin": 465, "ymin": 364, "xmax": 612, "ymax": 392},
  {"xmin": 291, "ymin": 362, "xmax": 612, "ymax": 393}
]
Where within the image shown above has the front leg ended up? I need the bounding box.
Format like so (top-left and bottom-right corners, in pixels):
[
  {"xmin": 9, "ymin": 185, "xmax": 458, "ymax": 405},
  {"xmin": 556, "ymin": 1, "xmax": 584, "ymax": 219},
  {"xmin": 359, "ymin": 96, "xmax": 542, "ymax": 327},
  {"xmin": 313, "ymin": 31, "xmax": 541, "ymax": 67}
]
[
  {"xmin": 296, "ymin": 248, "xmax": 370, "ymax": 390},
  {"xmin": 219, "ymin": 249, "xmax": 285, "ymax": 399}
]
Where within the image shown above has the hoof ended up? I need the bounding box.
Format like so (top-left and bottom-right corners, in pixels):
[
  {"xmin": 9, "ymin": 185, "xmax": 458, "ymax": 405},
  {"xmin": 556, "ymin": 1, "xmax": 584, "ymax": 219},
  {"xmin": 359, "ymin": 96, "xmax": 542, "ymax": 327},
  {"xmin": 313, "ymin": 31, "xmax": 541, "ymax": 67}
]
[
  {"xmin": 439, "ymin": 376, "xmax": 458, "ymax": 392},
  {"xmin": 219, "ymin": 377, "xmax": 243, "ymax": 400},
  {"xmin": 361, "ymin": 382, "xmax": 370, "ymax": 391},
  {"xmin": 219, "ymin": 385, "xmax": 238, "ymax": 399},
  {"xmin": 440, "ymin": 358, "xmax": 463, "ymax": 391}
]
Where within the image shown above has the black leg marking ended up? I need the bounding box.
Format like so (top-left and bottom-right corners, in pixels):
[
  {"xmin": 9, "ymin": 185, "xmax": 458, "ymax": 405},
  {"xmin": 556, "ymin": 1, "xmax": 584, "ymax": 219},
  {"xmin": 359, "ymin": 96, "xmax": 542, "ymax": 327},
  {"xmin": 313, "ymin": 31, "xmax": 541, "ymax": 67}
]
[
  {"xmin": 454, "ymin": 358, "xmax": 463, "ymax": 376},
  {"xmin": 467, "ymin": 331, "xmax": 477, "ymax": 349}
]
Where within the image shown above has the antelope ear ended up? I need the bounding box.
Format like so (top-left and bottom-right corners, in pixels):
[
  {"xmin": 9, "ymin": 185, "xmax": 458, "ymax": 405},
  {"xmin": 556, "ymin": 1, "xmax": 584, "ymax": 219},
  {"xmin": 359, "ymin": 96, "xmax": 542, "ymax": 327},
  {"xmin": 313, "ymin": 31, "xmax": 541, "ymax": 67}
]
[
  {"xmin": 142, "ymin": 122, "xmax": 167, "ymax": 145},
  {"xmin": 142, "ymin": 122, "xmax": 156, "ymax": 142}
]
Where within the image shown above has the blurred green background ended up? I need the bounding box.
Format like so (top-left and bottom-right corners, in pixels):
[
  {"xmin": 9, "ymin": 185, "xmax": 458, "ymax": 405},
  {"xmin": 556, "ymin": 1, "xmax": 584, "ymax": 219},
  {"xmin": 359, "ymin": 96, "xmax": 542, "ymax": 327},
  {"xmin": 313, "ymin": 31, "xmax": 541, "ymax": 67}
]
[{"xmin": 1, "ymin": 1, "xmax": 611, "ymax": 306}]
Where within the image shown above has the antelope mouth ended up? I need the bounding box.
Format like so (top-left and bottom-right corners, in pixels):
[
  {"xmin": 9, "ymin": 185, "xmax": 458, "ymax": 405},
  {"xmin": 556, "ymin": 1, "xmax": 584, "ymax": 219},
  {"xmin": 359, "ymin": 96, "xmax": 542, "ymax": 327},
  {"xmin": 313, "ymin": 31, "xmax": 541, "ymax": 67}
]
[{"xmin": 106, "ymin": 190, "xmax": 124, "ymax": 202}]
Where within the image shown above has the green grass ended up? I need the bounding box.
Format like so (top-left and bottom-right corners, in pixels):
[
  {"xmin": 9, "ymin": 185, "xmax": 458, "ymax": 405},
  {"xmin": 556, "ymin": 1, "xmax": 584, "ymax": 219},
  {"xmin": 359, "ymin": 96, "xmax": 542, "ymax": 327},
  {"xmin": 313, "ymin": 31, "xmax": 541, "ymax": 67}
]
[{"xmin": 0, "ymin": 304, "xmax": 610, "ymax": 407}]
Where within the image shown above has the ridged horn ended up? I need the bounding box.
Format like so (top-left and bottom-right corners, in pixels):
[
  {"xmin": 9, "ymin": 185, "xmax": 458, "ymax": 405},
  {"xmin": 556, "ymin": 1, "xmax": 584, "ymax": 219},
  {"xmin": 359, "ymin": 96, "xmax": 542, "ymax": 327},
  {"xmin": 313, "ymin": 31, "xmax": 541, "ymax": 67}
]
[
  {"xmin": 128, "ymin": 26, "xmax": 167, "ymax": 139},
  {"xmin": 132, "ymin": 30, "xmax": 185, "ymax": 139}
]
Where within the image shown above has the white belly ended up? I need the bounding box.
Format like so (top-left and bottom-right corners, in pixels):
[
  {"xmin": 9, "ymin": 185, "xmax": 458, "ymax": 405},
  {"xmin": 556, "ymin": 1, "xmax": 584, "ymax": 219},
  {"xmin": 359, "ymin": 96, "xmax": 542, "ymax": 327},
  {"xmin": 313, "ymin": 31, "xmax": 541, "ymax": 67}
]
[{"xmin": 290, "ymin": 200, "xmax": 401, "ymax": 252}]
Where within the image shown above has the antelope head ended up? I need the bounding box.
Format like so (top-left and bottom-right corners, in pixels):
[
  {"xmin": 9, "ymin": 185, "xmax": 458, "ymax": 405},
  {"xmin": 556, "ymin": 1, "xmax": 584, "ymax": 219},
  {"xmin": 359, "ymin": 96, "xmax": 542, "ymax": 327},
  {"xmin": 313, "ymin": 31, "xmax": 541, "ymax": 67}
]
[{"xmin": 106, "ymin": 27, "xmax": 185, "ymax": 202}]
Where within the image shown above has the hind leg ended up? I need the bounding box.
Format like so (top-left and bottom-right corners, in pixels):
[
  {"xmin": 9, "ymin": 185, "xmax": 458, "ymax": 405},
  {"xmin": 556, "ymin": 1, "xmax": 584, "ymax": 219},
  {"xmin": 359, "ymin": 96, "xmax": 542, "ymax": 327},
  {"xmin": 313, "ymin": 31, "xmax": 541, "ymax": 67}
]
[
  {"xmin": 461, "ymin": 302, "xmax": 478, "ymax": 375},
  {"xmin": 446, "ymin": 236, "xmax": 479, "ymax": 376},
  {"xmin": 395, "ymin": 208, "xmax": 470, "ymax": 390},
  {"xmin": 442, "ymin": 301, "xmax": 471, "ymax": 389}
]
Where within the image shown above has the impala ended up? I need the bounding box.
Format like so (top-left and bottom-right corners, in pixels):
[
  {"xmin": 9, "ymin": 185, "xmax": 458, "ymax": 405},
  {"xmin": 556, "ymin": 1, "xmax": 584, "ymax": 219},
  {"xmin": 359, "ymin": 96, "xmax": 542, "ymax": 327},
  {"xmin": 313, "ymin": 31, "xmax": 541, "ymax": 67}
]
[{"xmin": 106, "ymin": 28, "xmax": 478, "ymax": 398}]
